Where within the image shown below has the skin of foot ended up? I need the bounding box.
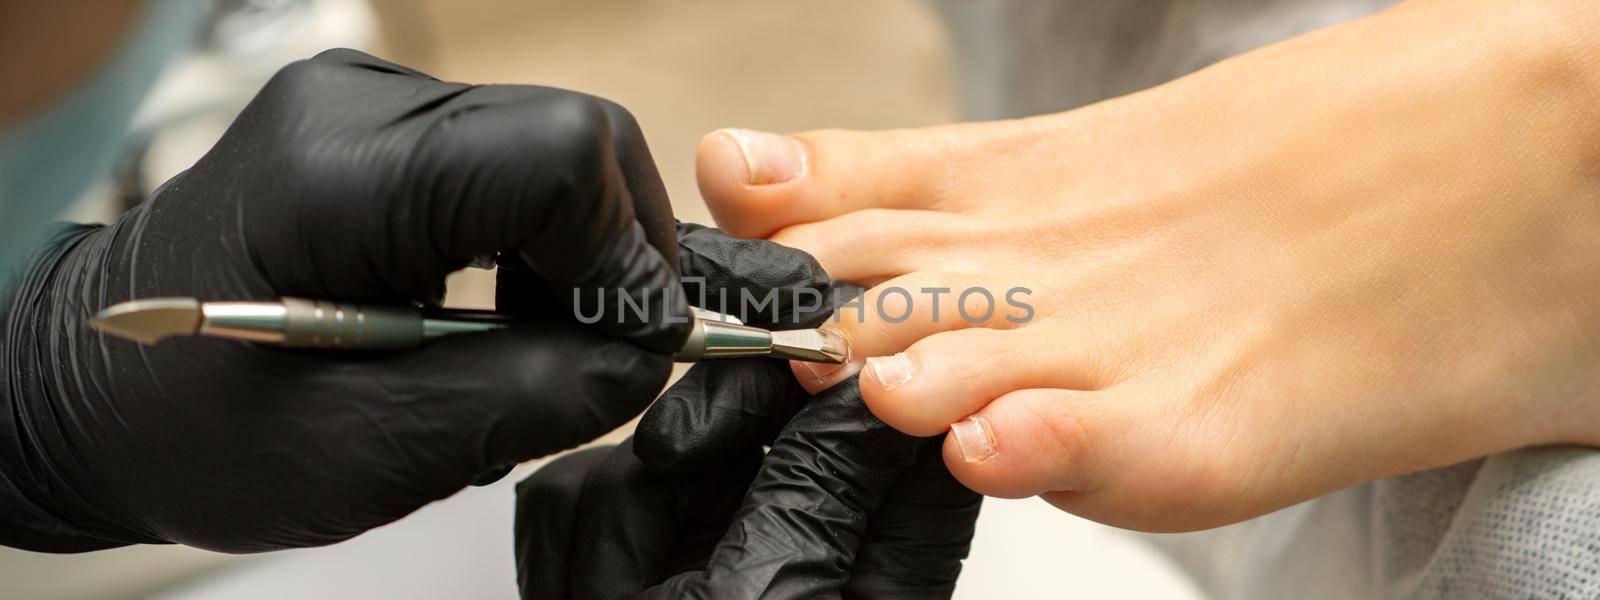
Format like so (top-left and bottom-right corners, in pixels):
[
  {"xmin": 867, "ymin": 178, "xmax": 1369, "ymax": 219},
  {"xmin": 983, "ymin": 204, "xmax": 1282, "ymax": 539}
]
[{"xmin": 693, "ymin": 0, "xmax": 1600, "ymax": 532}]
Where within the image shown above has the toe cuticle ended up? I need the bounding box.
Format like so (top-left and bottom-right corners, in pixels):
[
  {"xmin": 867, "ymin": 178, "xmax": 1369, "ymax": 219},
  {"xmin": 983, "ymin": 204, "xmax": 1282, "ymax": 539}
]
[
  {"xmin": 800, "ymin": 361, "xmax": 835, "ymax": 386},
  {"xmin": 799, "ymin": 359, "xmax": 860, "ymax": 389},
  {"xmin": 951, "ymin": 416, "xmax": 997, "ymax": 464},
  {"xmin": 717, "ymin": 128, "xmax": 806, "ymax": 186},
  {"xmin": 865, "ymin": 353, "xmax": 915, "ymax": 391}
]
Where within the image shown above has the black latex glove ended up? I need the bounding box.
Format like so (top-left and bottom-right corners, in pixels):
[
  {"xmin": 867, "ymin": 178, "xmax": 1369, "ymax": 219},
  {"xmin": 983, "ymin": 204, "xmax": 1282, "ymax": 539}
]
[
  {"xmin": 514, "ymin": 224, "xmax": 982, "ymax": 599},
  {"xmin": 0, "ymin": 49, "xmax": 689, "ymax": 553}
]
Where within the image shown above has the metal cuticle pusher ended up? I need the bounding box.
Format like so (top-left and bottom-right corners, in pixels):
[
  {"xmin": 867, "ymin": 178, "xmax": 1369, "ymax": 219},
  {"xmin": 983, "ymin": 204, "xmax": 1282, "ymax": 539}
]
[{"xmin": 88, "ymin": 297, "xmax": 848, "ymax": 364}]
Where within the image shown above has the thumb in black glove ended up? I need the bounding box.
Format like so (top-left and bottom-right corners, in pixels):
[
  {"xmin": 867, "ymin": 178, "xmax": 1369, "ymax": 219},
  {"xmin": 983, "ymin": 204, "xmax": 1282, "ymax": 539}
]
[{"xmin": 0, "ymin": 49, "xmax": 687, "ymax": 553}]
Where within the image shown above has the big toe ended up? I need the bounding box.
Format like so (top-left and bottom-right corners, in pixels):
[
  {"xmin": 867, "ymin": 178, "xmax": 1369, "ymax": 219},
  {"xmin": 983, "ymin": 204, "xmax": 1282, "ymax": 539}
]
[{"xmin": 695, "ymin": 126, "xmax": 965, "ymax": 239}]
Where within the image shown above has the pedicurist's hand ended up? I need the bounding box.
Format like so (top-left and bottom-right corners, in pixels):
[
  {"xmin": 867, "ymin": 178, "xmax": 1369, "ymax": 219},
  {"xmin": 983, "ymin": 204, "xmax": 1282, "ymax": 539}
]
[
  {"xmin": 513, "ymin": 225, "xmax": 981, "ymax": 599},
  {"xmin": 0, "ymin": 49, "xmax": 687, "ymax": 553}
]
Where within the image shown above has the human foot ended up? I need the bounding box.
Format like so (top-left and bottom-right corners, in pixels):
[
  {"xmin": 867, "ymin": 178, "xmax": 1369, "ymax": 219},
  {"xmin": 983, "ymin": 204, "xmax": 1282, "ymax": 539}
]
[{"xmin": 694, "ymin": 0, "xmax": 1600, "ymax": 531}]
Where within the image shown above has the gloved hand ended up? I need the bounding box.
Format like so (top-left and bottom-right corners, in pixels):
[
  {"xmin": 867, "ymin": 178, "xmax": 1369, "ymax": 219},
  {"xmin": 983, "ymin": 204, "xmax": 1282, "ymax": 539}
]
[
  {"xmin": 0, "ymin": 49, "xmax": 688, "ymax": 553},
  {"xmin": 514, "ymin": 224, "xmax": 982, "ymax": 599}
]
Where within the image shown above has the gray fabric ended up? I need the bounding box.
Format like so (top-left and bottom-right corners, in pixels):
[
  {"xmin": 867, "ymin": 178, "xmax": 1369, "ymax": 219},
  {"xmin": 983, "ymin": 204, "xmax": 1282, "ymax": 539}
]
[
  {"xmin": 932, "ymin": 0, "xmax": 1395, "ymax": 119},
  {"xmin": 931, "ymin": 1, "xmax": 1600, "ymax": 597},
  {"xmin": 1140, "ymin": 449, "xmax": 1600, "ymax": 598}
]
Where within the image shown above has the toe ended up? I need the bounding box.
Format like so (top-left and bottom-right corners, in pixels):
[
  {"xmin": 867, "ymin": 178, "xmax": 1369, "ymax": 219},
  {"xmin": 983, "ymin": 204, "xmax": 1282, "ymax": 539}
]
[
  {"xmin": 770, "ymin": 209, "xmax": 977, "ymax": 285},
  {"xmin": 696, "ymin": 127, "xmax": 967, "ymax": 239},
  {"xmin": 790, "ymin": 270, "xmax": 1026, "ymax": 393},
  {"xmin": 695, "ymin": 129, "xmax": 809, "ymax": 241},
  {"xmin": 859, "ymin": 328, "xmax": 1110, "ymax": 437},
  {"xmin": 945, "ymin": 385, "xmax": 1245, "ymax": 532},
  {"xmin": 941, "ymin": 388, "xmax": 1109, "ymax": 499}
]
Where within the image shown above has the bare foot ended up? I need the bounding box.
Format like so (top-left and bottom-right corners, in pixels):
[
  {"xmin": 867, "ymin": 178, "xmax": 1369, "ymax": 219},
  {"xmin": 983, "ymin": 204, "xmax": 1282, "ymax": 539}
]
[{"xmin": 693, "ymin": 0, "xmax": 1600, "ymax": 531}]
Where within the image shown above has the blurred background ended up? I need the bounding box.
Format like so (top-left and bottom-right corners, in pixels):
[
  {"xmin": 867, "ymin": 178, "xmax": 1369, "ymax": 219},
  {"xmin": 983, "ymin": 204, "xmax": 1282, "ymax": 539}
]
[{"xmin": 5, "ymin": 0, "xmax": 1205, "ymax": 597}]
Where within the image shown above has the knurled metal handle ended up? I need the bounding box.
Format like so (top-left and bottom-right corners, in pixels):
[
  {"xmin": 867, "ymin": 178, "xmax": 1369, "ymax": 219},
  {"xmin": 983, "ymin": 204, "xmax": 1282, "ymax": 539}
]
[{"xmin": 282, "ymin": 298, "xmax": 423, "ymax": 350}]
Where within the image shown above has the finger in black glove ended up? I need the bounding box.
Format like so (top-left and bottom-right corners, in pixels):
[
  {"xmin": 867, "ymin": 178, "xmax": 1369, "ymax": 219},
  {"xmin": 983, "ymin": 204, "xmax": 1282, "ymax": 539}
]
[
  {"xmin": 517, "ymin": 385, "xmax": 980, "ymax": 599},
  {"xmin": 514, "ymin": 225, "xmax": 981, "ymax": 598},
  {"xmin": 0, "ymin": 49, "xmax": 687, "ymax": 553}
]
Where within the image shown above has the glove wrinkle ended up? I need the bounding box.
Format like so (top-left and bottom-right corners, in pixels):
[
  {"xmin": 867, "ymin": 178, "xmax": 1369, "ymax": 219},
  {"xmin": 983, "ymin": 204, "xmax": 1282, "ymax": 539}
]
[
  {"xmin": 2, "ymin": 225, "xmax": 162, "ymax": 550},
  {"xmin": 842, "ymin": 438, "xmax": 981, "ymax": 599},
  {"xmin": 627, "ymin": 379, "xmax": 924, "ymax": 599},
  {"xmin": 635, "ymin": 360, "xmax": 804, "ymax": 475},
  {"xmin": 515, "ymin": 446, "xmax": 610, "ymax": 599},
  {"xmin": 675, "ymin": 223, "xmax": 835, "ymax": 329},
  {"xmin": 516, "ymin": 440, "xmax": 761, "ymax": 600}
]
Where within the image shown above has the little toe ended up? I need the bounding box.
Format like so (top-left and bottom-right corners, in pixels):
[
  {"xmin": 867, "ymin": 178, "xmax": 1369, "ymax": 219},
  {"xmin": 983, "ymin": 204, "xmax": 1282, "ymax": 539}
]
[{"xmin": 941, "ymin": 388, "xmax": 1111, "ymax": 500}]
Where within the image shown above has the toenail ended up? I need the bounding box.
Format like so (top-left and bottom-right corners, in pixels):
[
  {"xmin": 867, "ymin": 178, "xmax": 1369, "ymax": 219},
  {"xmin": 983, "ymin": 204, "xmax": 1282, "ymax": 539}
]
[
  {"xmin": 865, "ymin": 353, "xmax": 915, "ymax": 391},
  {"xmin": 799, "ymin": 358, "xmax": 861, "ymax": 389},
  {"xmin": 951, "ymin": 416, "xmax": 997, "ymax": 464},
  {"xmin": 800, "ymin": 361, "xmax": 832, "ymax": 385},
  {"xmin": 717, "ymin": 128, "xmax": 807, "ymax": 185}
]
